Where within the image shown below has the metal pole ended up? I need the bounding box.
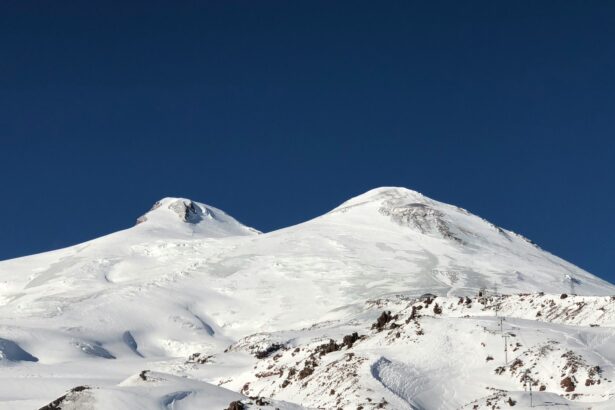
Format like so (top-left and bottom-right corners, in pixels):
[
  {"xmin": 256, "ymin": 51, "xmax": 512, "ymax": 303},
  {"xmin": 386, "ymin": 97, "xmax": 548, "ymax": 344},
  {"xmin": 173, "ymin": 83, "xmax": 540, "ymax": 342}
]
[
  {"xmin": 504, "ymin": 334, "xmax": 508, "ymax": 365},
  {"xmin": 524, "ymin": 370, "xmax": 533, "ymax": 407},
  {"xmin": 529, "ymin": 381, "xmax": 533, "ymax": 407}
]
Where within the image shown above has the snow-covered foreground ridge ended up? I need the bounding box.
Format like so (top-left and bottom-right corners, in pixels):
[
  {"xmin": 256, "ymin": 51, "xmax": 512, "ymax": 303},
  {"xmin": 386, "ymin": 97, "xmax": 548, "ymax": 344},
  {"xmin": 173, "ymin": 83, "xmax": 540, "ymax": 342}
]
[{"xmin": 0, "ymin": 187, "xmax": 613, "ymax": 409}]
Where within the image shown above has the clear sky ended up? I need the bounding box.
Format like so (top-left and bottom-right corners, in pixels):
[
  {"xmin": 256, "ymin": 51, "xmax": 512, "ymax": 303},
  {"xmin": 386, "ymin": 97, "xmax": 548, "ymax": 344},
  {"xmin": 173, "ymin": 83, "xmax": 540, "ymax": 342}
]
[{"xmin": 0, "ymin": 1, "xmax": 613, "ymax": 283}]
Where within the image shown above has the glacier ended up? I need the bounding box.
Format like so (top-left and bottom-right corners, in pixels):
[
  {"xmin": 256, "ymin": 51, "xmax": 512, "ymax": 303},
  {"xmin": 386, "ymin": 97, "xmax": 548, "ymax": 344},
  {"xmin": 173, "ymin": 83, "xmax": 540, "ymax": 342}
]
[{"xmin": 0, "ymin": 187, "xmax": 613, "ymax": 409}]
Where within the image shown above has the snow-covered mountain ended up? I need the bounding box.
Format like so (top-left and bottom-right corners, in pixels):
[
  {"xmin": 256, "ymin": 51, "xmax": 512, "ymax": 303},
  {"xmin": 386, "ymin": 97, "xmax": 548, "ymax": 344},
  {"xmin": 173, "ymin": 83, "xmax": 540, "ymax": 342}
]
[{"xmin": 0, "ymin": 188, "xmax": 613, "ymax": 409}]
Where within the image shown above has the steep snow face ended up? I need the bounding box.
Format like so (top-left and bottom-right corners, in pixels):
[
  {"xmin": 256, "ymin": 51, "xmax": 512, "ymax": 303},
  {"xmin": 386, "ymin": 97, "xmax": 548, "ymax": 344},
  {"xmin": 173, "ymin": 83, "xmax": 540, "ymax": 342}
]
[
  {"xmin": 0, "ymin": 187, "xmax": 613, "ymax": 409},
  {"xmin": 135, "ymin": 197, "xmax": 260, "ymax": 238},
  {"xmin": 331, "ymin": 187, "xmax": 534, "ymax": 245},
  {"xmin": 317, "ymin": 187, "xmax": 613, "ymax": 296}
]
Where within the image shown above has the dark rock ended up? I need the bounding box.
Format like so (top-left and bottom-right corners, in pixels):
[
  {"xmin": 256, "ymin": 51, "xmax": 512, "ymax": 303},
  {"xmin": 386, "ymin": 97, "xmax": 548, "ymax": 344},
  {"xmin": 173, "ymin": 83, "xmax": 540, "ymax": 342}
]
[
  {"xmin": 38, "ymin": 386, "xmax": 90, "ymax": 410},
  {"xmin": 255, "ymin": 343, "xmax": 283, "ymax": 359},
  {"xmin": 227, "ymin": 401, "xmax": 245, "ymax": 410},
  {"xmin": 298, "ymin": 365, "xmax": 314, "ymax": 380},
  {"xmin": 186, "ymin": 352, "xmax": 212, "ymax": 364},
  {"xmin": 343, "ymin": 332, "xmax": 360, "ymax": 348},
  {"xmin": 316, "ymin": 339, "xmax": 340, "ymax": 356},
  {"xmin": 561, "ymin": 376, "xmax": 575, "ymax": 392},
  {"xmin": 372, "ymin": 311, "xmax": 394, "ymax": 331}
]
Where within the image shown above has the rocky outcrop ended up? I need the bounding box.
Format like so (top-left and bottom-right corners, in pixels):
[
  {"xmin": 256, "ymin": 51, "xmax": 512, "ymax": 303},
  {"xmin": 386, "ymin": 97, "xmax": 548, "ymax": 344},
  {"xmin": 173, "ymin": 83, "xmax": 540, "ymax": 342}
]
[
  {"xmin": 168, "ymin": 200, "xmax": 209, "ymax": 223},
  {"xmin": 379, "ymin": 201, "xmax": 463, "ymax": 243}
]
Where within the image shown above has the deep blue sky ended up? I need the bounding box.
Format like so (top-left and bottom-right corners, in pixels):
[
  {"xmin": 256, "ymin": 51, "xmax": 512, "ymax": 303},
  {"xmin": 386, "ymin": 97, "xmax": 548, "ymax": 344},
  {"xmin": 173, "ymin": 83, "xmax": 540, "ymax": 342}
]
[{"xmin": 0, "ymin": 1, "xmax": 613, "ymax": 282}]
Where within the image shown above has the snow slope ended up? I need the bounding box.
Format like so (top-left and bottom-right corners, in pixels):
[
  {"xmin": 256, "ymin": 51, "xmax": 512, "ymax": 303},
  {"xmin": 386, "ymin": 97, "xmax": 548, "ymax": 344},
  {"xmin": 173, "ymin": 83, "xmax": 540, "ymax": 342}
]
[
  {"xmin": 0, "ymin": 188, "xmax": 613, "ymax": 409},
  {"xmin": 221, "ymin": 293, "xmax": 615, "ymax": 409}
]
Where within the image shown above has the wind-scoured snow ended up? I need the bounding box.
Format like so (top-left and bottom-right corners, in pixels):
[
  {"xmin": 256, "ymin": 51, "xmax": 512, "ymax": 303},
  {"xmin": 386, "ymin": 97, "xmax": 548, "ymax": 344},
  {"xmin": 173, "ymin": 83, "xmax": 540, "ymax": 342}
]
[{"xmin": 0, "ymin": 187, "xmax": 613, "ymax": 409}]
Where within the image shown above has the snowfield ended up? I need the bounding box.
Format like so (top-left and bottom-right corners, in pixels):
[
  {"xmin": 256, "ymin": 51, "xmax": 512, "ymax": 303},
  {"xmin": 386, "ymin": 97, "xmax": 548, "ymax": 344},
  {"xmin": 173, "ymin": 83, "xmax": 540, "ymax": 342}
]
[{"xmin": 0, "ymin": 187, "xmax": 613, "ymax": 409}]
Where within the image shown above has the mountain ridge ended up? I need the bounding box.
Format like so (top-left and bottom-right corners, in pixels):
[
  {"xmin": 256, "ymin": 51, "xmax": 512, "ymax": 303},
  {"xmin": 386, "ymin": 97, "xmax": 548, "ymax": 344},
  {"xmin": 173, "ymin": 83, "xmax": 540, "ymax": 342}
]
[{"xmin": 0, "ymin": 187, "xmax": 613, "ymax": 409}]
